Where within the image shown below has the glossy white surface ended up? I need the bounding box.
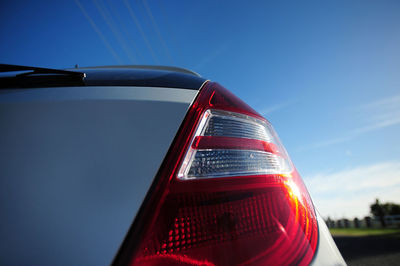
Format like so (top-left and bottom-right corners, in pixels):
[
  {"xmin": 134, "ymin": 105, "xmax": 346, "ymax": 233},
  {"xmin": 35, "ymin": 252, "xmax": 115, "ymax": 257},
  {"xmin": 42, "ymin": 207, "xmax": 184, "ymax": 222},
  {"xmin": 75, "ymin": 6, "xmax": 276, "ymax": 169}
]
[
  {"xmin": 0, "ymin": 86, "xmax": 198, "ymax": 266},
  {"xmin": 311, "ymin": 211, "xmax": 347, "ymax": 266}
]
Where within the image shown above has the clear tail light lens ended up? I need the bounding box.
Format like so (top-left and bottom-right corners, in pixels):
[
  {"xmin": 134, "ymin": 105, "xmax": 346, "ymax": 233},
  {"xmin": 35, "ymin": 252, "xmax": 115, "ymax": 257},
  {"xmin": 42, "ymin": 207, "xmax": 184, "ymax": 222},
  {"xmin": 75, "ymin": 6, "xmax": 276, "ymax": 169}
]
[
  {"xmin": 114, "ymin": 82, "xmax": 318, "ymax": 266},
  {"xmin": 178, "ymin": 109, "xmax": 292, "ymax": 179}
]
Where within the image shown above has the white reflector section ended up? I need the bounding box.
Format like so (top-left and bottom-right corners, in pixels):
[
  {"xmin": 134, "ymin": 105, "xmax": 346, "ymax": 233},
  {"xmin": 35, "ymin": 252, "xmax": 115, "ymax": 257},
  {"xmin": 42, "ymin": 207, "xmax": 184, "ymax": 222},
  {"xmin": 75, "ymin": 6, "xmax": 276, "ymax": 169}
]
[
  {"xmin": 178, "ymin": 109, "xmax": 293, "ymax": 180},
  {"xmin": 187, "ymin": 150, "xmax": 291, "ymax": 178},
  {"xmin": 202, "ymin": 110, "xmax": 275, "ymax": 142}
]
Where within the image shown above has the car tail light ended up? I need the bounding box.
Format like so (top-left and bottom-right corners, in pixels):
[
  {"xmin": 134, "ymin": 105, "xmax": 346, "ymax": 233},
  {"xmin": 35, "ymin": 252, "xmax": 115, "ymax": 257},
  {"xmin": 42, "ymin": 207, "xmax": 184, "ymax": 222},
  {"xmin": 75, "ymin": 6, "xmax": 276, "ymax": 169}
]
[{"xmin": 115, "ymin": 82, "xmax": 318, "ymax": 266}]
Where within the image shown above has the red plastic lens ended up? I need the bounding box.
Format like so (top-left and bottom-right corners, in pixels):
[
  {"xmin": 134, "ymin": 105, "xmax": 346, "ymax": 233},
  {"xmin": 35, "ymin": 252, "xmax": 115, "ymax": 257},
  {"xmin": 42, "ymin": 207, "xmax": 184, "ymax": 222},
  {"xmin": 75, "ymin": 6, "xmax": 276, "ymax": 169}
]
[
  {"xmin": 192, "ymin": 136, "xmax": 280, "ymax": 154},
  {"xmin": 116, "ymin": 82, "xmax": 318, "ymax": 266}
]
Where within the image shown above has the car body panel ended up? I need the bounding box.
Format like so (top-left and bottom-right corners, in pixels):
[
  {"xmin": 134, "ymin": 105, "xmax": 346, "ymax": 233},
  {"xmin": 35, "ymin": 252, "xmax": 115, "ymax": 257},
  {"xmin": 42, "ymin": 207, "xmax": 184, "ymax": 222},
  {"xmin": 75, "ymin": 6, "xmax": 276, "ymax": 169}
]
[
  {"xmin": 0, "ymin": 86, "xmax": 198, "ymax": 266},
  {"xmin": 311, "ymin": 212, "xmax": 346, "ymax": 265}
]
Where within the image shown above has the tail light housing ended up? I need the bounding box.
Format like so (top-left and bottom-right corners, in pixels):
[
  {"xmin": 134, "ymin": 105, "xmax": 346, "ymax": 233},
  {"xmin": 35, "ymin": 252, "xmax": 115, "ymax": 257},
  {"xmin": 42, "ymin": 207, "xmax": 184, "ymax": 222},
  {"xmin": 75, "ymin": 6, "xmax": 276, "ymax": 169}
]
[{"xmin": 115, "ymin": 82, "xmax": 318, "ymax": 265}]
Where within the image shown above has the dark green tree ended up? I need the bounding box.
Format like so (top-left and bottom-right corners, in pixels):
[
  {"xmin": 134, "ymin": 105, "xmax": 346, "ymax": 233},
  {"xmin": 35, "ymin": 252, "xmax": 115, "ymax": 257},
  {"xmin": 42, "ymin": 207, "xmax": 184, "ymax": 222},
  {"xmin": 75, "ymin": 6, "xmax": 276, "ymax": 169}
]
[
  {"xmin": 370, "ymin": 199, "xmax": 400, "ymax": 228},
  {"xmin": 370, "ymin": 199, "xmax": 386, "ymax": 227}
]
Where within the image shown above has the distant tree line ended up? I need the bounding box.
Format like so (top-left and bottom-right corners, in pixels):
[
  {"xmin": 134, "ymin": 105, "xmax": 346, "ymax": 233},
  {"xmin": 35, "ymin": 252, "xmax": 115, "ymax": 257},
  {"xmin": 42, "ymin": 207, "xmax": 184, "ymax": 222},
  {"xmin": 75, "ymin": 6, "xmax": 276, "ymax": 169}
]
[
  {"xmin": 370, "ymin": 199, "xmax": 400, "ymax": 227},
  {"xmin": 325, "ymin": 199, "xmax": 400, "ymax": 229},
  {"xmin": 325, "ymin": 217, "xmax": 370, "ymax": 228}
]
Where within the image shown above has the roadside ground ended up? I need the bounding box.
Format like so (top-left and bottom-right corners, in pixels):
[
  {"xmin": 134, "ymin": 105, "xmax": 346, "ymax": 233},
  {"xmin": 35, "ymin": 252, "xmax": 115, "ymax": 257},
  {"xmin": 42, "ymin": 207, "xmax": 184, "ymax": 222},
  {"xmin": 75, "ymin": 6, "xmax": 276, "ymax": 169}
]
[{"xmin": 331, "ymin": 228, "xmax": 400, "ymax": 266}]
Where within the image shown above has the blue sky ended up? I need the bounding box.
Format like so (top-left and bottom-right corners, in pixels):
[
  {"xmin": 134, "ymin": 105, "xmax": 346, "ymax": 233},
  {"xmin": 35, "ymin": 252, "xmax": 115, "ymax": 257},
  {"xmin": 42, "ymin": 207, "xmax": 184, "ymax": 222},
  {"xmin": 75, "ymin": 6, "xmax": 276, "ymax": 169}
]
[{"xmin": 1, "ymin": 0, "xmax": 400, "ymax": 218}]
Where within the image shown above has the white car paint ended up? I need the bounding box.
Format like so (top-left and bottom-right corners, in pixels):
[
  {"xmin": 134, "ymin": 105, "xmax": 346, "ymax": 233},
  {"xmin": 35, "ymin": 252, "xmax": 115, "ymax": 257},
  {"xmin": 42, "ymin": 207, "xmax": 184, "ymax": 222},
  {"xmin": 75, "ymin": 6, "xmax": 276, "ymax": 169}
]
[{"xmin": 0, "ymin": 86, "xmax": 198, "ymax": 266}]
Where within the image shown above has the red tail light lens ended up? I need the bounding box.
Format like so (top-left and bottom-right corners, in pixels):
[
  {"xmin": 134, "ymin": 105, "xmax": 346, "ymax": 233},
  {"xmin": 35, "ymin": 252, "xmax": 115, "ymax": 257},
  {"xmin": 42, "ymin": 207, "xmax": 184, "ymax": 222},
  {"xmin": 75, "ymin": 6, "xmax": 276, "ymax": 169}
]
[{"xmin": 118, "ymin": 82, "xmax": 318, "ymax": 265}]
